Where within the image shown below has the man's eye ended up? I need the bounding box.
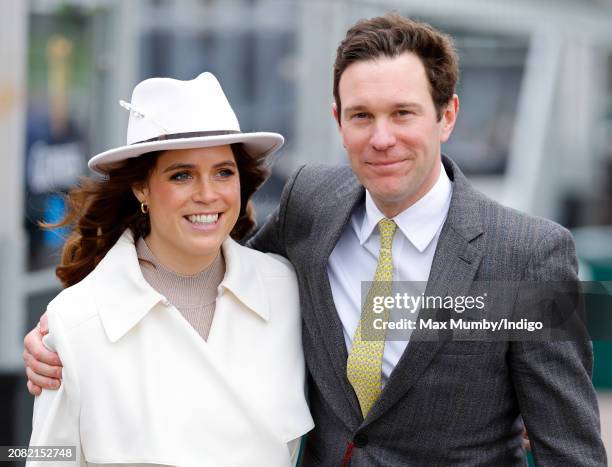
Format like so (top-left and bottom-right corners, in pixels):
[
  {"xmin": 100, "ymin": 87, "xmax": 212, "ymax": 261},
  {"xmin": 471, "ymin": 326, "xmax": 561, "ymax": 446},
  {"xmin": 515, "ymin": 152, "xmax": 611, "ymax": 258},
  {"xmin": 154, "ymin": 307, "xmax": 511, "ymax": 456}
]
[
  {"xmin": 397, "ymin": 110, "xmax": 413, "ymax": 117},
  {"xmin": 170, "ymin": 172, "xmax": 191, "ymax": 181},
  {"xmin": 353, "ymin": 112, "xmax": 369, "ymax": 119}
]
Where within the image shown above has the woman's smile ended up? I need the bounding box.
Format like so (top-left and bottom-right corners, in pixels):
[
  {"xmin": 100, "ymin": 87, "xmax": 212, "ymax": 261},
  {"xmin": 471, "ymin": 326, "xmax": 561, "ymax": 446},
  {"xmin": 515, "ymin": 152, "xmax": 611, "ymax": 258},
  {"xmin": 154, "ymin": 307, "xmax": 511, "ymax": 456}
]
[{"xmin": 184, "ymin": 212, "xmax": 222, "ymax": 231}]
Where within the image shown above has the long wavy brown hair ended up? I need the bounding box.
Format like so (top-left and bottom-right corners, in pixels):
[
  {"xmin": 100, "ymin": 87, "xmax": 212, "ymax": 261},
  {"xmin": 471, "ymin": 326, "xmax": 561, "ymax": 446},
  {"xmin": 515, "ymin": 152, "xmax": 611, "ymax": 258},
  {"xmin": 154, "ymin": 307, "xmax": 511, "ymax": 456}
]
[{"xmin": 43, "ymin": 143, "xmax": 268, "ymax": 288}]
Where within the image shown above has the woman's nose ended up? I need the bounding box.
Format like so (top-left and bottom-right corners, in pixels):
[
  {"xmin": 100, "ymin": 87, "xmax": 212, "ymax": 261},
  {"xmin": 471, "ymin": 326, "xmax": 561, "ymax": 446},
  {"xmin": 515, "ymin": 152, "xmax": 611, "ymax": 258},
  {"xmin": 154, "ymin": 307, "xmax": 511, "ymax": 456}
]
[{"xmin": 192, "ymin": 180, "xmax": 219, "ymax": 203}]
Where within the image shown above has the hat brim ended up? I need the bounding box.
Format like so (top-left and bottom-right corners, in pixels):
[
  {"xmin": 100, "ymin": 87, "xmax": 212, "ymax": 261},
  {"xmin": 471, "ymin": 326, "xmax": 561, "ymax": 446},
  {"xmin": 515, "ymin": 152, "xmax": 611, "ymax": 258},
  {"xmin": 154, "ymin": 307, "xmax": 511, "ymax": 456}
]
[{"xmin": 88, "ymin": 132, "xmax": 284, "ymax": 175}]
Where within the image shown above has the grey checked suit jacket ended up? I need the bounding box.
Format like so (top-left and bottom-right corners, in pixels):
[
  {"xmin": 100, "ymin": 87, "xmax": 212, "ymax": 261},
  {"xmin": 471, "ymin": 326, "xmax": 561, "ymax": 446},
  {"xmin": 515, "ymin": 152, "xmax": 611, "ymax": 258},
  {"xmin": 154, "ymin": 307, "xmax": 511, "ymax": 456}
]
[{"xmin": 250, "ymin": 156, "xmax": 606, "ymax": 466}]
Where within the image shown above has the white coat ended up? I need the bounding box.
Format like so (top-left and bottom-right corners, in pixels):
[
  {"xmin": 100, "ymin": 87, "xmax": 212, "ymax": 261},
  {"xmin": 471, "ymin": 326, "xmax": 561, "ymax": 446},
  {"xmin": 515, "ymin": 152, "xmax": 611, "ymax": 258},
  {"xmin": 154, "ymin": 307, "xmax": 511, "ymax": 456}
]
[{"xmin": 28, "ymin": 230, "xmax": 314, "ymax": 467}]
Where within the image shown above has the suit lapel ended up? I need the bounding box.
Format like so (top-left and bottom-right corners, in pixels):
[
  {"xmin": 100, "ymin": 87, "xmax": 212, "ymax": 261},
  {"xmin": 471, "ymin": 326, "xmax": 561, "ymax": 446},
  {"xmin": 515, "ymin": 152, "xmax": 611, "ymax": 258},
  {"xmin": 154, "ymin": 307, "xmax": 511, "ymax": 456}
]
[
  {"xmin": 364, "ymin": 157, "xmax": 485, "ymax": 426},
  {"xmin": 307, "ymin": 171, "xmax": 365, "ymax": 420}
]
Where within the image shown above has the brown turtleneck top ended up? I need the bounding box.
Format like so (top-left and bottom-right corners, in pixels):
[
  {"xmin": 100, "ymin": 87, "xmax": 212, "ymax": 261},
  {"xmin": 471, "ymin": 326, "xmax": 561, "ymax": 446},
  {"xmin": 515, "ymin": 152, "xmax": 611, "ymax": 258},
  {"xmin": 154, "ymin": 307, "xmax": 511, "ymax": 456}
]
[{"xmin": 136, "ymin": 237, "xmax": 225, "ymax": 341}]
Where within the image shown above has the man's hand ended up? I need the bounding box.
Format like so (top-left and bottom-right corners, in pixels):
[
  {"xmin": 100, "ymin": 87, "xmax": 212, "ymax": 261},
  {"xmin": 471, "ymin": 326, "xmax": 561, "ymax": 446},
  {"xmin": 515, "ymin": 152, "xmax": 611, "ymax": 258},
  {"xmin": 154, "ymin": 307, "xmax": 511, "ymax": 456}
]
[{"xmin": 23, "ymin": 313, "xmax": 63, "ymax": 395}]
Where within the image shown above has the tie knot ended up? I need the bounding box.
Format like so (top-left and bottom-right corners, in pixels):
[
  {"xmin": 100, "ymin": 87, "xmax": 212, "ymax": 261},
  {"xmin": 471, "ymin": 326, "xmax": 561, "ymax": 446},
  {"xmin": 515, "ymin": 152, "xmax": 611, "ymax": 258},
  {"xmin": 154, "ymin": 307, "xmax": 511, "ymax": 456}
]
[
  {"xmin": 378, "ymin": 218, "xmax": 397, "ymax": 238},
  {"xmin": 377, "ymin": 218, "xmax": 397, "ymax": 250}
]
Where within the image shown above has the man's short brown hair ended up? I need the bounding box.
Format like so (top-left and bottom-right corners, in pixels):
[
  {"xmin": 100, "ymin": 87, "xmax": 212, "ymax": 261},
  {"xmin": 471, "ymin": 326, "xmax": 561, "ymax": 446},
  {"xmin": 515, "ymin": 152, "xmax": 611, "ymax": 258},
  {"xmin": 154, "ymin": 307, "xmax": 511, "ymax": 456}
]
[{"xmin": 333, "ymin": 13, "xmax": 459, "ymax": 122}]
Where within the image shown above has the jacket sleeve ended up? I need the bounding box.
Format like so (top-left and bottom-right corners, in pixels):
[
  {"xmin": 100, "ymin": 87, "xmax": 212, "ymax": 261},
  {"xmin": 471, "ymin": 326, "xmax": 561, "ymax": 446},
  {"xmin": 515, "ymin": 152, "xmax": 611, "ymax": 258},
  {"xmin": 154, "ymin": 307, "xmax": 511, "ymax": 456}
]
[
  {"xmin": 509, "ymin": 225, "xmax": 607, "ymax": 465},
  {"xmin": 248, "ymin": 164, "xmax": 306, "ymax": 257},
  {"xmin": 27, "ymin": 309, "xmax": 84, "ymax": 467}
]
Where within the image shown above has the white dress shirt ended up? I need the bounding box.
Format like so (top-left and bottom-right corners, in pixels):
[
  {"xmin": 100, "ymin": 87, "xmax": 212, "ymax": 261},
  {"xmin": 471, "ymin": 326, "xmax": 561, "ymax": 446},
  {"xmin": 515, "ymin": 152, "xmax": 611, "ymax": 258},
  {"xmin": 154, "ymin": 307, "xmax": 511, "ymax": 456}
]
[{"xmin": 328, "ymin": 163, "xmax": 452, "ymax": 381}]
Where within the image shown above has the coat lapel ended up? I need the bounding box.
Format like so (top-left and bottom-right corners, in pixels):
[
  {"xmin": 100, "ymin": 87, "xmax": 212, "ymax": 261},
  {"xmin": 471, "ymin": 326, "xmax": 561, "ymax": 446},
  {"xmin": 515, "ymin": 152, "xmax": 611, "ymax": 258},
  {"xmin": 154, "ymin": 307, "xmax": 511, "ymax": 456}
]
[
  {"xmin": 363, "ymin": 157, "xmax": 485, "ymax": 426},
  {"xmin": 306, "ymin": 170, "xmax": 365, "ymax": 420}
]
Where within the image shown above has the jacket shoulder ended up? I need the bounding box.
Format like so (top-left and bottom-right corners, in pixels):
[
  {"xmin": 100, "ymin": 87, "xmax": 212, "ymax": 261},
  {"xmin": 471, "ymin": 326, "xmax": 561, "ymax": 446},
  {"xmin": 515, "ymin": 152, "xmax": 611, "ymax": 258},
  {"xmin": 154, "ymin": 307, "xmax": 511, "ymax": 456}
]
[
  {"xmin": 292, "ymin": 164, "xmax": 356, "ymax": 192},
  {"xmin": 297, "ymin": 163, "xmax": 353, "ymax": 178},
  {"xmin": 46, "ymin": 275, "xmax": 99, "ymax": 330},
  {"xmin": 458, "ymin": 185, "xmax": 576, "ymax": 280},
  {"xmin": 446, "ymin": 156, "xmax": 570, "ymax": 243},
  {"xmin": 476, "ymin": 192, "xmax": 571, "ymax": 242},
  {"xmin": 282, "ymin": 164, "xmax": 361, "ymax": 223}
]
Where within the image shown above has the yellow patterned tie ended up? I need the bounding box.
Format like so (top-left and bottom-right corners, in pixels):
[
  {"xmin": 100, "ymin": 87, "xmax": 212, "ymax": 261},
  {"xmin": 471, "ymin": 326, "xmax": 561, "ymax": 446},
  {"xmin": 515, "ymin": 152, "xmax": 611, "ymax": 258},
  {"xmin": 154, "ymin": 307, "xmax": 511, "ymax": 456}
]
[{"xmin": 347, "ymin": 218, "xmax": 397, "ymax": 417}]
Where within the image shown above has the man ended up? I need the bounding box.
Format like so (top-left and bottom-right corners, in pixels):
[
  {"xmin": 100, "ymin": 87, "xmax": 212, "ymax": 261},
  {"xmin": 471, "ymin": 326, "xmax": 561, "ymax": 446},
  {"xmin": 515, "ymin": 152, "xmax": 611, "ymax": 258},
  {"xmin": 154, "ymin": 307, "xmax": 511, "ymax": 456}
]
[{"xmin": 25, "ymin": 14, "xmax": 605, "ymax": 465}]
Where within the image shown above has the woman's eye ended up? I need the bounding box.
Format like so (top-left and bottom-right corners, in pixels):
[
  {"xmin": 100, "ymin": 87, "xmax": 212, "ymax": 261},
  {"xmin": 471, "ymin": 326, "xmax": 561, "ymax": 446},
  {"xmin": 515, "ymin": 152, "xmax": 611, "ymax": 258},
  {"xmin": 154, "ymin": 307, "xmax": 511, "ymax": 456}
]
[
  {"xmin": 218, "ymin": 168, "xmax": 235, "ymax": 178},
  {"xmin": 170, "ymin": 172, "xmax": 191, "ymax": 181}
]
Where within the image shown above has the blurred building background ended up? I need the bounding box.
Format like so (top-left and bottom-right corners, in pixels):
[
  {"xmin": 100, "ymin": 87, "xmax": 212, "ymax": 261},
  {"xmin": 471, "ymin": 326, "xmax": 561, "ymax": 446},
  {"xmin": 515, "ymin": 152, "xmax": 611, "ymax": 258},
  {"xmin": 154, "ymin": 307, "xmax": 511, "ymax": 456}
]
[{"xmin": 1, "ymin": 0, "xmax": 612, "ymax": 464}]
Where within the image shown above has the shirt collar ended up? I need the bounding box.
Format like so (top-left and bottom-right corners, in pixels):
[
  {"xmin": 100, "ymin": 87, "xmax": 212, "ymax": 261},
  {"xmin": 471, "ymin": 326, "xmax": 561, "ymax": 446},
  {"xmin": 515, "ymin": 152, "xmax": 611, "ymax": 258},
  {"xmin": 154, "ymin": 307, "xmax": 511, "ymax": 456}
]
[
  {"xmin": 358, "ymin": 162, "xmax": 453, "ymax": 252},
  {"xmin": 94, "ymin": 230, "xmax": 268, "ymax": 343}
]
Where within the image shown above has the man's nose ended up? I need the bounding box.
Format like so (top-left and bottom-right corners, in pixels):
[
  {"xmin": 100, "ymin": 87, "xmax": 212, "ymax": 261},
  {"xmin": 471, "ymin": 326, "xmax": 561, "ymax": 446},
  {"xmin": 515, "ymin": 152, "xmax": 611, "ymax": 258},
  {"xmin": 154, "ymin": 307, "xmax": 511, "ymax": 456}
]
[{"xmin": 370, "ymin": 121, "xmax": 396, "ymax": 151}]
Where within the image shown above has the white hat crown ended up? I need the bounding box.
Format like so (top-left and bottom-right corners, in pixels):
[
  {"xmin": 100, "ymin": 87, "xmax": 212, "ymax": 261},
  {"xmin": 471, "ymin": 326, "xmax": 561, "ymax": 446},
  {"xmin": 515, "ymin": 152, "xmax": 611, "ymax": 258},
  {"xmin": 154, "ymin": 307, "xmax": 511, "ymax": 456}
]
[
  {"xmin": 124, "ymin": 72, "xmax": 240, "ymax": 144},
  {"xmin": 87, "ymin": 72, "xmax": 283, "ymax": 174}
]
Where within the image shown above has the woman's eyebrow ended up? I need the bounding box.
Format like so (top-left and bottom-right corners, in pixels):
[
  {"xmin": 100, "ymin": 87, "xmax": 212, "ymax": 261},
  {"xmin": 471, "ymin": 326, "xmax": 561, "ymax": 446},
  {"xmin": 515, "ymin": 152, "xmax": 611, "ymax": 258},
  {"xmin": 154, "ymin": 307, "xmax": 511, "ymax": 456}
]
[
  {"xmin": 162, "ymin": 163, "xmax": 195, "ymax": 173},
  {"xmin": 212, "ymin": 160, "xmax": 237, "ymax": 169},
  {"xmin": 162, "ymin": 160, "xmax": 237, "ymax": 173}
]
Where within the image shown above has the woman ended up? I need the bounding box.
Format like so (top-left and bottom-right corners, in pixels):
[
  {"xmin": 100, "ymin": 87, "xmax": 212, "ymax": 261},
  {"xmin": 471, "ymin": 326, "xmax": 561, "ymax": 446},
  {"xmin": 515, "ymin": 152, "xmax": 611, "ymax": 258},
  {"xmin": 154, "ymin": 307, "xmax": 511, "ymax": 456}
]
[{"xmin": 27, "ymin": 72, "xmax": 313, "ymax": 466}]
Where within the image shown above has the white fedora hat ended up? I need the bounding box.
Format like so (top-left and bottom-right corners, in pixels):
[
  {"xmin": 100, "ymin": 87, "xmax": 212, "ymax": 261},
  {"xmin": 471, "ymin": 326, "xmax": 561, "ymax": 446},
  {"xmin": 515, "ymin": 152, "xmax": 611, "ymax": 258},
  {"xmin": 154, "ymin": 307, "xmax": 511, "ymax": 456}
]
[{"xmin": 88, "ymin": 72, "xmax": 284, "ymax": 174}]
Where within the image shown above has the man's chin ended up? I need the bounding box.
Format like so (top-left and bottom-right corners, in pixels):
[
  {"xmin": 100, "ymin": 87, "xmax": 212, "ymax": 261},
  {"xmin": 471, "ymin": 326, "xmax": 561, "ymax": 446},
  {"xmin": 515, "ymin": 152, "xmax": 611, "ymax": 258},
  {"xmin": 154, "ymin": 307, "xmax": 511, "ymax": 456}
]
[
  {"xmin": 368, "ymin": 188, "xmax": 419, "ymax": 215},
  {"xmin": 366, "ymin": 176, "xmax": 415, "ymax": 199}
]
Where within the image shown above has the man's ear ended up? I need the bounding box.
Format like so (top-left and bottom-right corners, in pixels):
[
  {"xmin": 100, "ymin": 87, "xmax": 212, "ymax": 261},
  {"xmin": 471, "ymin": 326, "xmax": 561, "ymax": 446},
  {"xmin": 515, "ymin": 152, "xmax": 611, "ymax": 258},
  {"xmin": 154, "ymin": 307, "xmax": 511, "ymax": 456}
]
[
  {"xmin": 332, "ymin": 102, "xmax": 341, "ymax": 128},
  {"xmin": 131, "ymin": 183, "xmax": 149, "ymax": 204},
  {"xmin": 440, "ymin": 94, "xmax": 459, "ymax": 143}
]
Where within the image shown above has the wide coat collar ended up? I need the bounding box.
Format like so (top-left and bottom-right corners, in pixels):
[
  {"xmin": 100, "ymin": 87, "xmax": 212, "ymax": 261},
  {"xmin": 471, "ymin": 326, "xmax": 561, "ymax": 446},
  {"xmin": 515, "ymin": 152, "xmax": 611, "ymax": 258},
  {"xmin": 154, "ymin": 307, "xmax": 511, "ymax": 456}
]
[{"xmin": 91, "ymin": 230, "xmax": 269, "ymax": 343}]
